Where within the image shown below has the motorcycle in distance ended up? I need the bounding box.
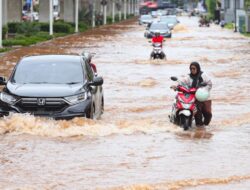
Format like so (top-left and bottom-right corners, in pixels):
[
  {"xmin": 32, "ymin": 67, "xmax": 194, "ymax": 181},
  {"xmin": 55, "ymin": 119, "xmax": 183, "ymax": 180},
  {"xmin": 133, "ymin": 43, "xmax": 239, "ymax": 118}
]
[
  {"xmin": 199, "ymin": 18, "xmax": 210, "ymax": 27},
  {"xmin": 169, "ymin": 76, "xmax": 207, "ymax": 131},
  {"xmin": 150, "ymin": 42, "xmax": 166, "ymax": 60}
]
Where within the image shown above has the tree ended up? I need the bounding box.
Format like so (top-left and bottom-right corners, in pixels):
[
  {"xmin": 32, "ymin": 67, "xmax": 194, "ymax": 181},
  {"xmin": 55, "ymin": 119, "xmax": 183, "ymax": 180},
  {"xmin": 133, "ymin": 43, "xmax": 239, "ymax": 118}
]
[
  {"xmin": 245, "ymin": 0, "xmax": 250, "ymax": 11},
  {"xmin": 206, "ymin": 0, "xmax": 216, "ymax": 19}
]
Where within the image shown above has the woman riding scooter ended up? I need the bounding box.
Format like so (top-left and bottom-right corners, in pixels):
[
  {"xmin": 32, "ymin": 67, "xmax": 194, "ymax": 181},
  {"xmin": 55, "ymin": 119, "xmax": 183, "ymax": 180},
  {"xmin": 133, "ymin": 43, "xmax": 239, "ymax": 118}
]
[
  {"xmin": 150, "ymin": 30, "xmax": 166, "ymax": 59},
  {"xmin": 171, "ymin": 62, "xmax": 212, "ymax": 127}
]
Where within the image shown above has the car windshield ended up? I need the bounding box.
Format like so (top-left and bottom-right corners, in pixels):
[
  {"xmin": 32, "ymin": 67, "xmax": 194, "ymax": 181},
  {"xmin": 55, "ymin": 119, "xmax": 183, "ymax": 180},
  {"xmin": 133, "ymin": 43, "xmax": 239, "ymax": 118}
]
[
  {"xmin": 12, "ymin": 58, "xmax": 84, "ymax": 84},
  {"xmin": 150, "ymin": 23, "xmax": 168, "ymax": 30},
  {"xmin": 141, "ymin": 15, "xmax": 152, "ymax": 20}
]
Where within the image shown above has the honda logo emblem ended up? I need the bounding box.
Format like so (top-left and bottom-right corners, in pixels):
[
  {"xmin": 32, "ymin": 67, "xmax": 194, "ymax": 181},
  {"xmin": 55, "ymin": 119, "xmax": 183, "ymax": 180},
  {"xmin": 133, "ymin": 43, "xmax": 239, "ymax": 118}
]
[{"xmin": 37, "ymin": 98, "xmax": 46, "ymax": 106}]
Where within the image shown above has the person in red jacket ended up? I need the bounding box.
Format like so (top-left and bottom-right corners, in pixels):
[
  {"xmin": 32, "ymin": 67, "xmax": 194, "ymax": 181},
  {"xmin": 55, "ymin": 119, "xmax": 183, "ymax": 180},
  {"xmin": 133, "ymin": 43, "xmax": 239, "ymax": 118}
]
[
  {"xmin": 152, "ymin": 31, "xmax": 164, "ymax": 46},
  {"xmin": 150, "ymin": 30, "xmax": 166, "ymax": 59}
]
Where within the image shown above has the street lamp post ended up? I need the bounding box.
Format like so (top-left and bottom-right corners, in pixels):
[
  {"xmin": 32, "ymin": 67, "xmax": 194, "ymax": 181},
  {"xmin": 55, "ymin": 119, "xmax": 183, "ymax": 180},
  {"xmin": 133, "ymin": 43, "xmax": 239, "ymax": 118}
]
[
  {"xmin": 234, "ymin": 0, "xmax": 237, "ymax": 32},
  {"xmin": 112, "ymin": 0, "xmax": 115, "ymax": 23},
  {"xmin": 119, "ymin": 0, "xmax": 122, "ymax": 21},
  {"xmin": 49, "ymin": 0, "xmax": 53, "ymax": 35},
  {"xmin": 124, "ymin": 0, "xmax": 127, "ymax": 20},
  {"xmin": 30, "ymin": 0, "xmax": 33, "ymax": 22},
  {"xmin": 103, "ymin": 1, "xmax": 107, "ymax": 25},
  {"xmin": 92, "ymin": 0, "xmax": 96, "ymax": 28},
  {"xmin": 75, "ymin": 0, "xmax": 79, "ymax": 33}
]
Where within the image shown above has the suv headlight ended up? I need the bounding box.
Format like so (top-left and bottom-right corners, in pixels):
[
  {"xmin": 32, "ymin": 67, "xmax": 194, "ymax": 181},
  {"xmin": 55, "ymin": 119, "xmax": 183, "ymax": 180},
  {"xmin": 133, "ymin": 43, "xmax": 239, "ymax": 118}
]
[
  {"xmin": 64, "ymin": 92, "xmax": 87, "ymax": 105},
  {"xmin": 0, "ymin": 92, "xmax": 18, "ymax": 105}
]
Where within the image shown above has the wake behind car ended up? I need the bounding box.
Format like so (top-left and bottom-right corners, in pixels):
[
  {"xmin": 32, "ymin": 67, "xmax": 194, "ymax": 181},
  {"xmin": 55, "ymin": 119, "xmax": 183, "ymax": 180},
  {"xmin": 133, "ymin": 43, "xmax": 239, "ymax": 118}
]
[
  {"xmin": 0, "ymin": 55, "xmax": 104, "ymax": 120},
  {"xmin": 144, "ymin": 22, "xmax": 172, "ymax": 38}
]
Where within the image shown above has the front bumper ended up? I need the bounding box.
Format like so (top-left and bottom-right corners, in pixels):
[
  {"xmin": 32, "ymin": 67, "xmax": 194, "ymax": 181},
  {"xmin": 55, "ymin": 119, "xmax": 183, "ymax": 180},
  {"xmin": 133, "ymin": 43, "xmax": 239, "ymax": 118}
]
[{"xmin": 0, "ymin": 99, "xmax": 92, "ymax": 120}]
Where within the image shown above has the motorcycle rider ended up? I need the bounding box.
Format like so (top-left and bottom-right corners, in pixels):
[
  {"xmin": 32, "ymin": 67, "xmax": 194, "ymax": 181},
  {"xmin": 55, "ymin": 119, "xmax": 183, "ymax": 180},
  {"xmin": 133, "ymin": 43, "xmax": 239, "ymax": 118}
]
[
  {"xmin": 152, "ymin": 30, "xmax": 164, "ymax": 46},
  {"xmin": 151, "ymin": 30, "xmax": 166, "ymax": 59},
  {"xmin": 171, "ymin": 62, "xmax": 212, "ymax": 127},
  {"xmin": 82, "ymin": 52, "xmax": 97, "ymax": 74}
]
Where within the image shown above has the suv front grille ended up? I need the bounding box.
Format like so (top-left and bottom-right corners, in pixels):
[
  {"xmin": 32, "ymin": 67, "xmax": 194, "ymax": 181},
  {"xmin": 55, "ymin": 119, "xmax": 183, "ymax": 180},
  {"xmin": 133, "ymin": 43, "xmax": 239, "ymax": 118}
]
[{"xmin": 16, "ymin": 98, "xmax": 68, "ymax": 115}]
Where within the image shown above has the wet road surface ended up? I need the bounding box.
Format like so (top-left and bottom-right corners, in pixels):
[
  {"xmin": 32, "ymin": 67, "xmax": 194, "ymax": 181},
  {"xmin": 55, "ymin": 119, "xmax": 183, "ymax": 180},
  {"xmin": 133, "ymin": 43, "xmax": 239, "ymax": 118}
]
[{"xmin": 0, "ymin": 17, "xmax": 250, "ymax": 189}]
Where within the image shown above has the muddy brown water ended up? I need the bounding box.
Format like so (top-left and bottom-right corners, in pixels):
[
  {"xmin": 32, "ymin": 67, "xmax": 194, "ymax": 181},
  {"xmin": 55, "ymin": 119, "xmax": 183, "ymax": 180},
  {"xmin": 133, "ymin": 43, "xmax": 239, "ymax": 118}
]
[{"xmin": 0, "ymin": 17, "xmax": 250, "ymax": 190}]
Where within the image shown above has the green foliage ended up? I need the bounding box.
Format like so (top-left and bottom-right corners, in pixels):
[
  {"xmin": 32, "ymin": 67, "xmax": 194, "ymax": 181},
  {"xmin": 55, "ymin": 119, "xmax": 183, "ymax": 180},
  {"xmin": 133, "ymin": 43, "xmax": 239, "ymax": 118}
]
[
  {"xmin": 79, "ymin": 22, "xmax": 89, "ymax": 32},
  {"xmin": 245, "ymin": 0, "xmax": 250, "ymax": 10},
  {"xmin": 53, "ymin": 22, "xmax": 72, "ymax": 33},
  {"xmin": 40, "ymin": 22, "xmax": 72, "ymax": 33},
  {"xmin": 0, "ymin": 47, "xmax": 11, "ymax": 53},
  {"xmin": 3, "ymin": 32, "xmax": 52, "ymax": 47},
  {"xmin": 242, "ymin": 24, "xmax": 246, "ymax": 33},
  {"xmin": 107, "ymin": 16, "xmax": 113, "ymax": 24},
  {"xmin": 206, "ymin": 0, "xmax": 216, "ymax": 19},
  {"xmin": 225, "ymin": 23, "xmax": 234, "ymax": 29},
  {"xmin": 8, "ymin": 22, "xmax": 19, "ymax": 33},
  {"xmin": 8, "ymin": 22, "xmax": 40, "ymax": 36},
  {"xmin": 79, "ymin": 9, "xmax": 92, "ymax": 25},
  {"xmin": 128, "ymin": 14, "xmax": 135, "ymax": 19},
  {"xmin": 2, "ymin": 26, "xmax": 8, "ymax": 39},
  {"xmin": 16, "ymin": 22, "xmax": 40, "ymax": 36},
  {"xmin": 242, "ymin": 32, "xmax": 250, "ymax": 37},
  {"xmin": 39, "ymin": 23, "xmax": 49, "ymax": 32}
]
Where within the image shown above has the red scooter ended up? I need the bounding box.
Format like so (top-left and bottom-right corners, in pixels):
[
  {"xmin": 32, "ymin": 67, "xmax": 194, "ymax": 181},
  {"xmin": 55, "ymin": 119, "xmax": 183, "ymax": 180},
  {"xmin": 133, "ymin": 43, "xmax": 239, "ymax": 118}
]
[{"xmin": 169, "ymin": 76, "xmax": 198, "ymax": 130}]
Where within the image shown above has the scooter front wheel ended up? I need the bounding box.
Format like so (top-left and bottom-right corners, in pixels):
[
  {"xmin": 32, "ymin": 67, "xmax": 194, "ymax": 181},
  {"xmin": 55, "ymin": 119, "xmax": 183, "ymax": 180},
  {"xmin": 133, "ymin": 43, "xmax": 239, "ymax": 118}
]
[{"xmin": 180, "ymin": 115, "xmax": 191, "ymax": 131}]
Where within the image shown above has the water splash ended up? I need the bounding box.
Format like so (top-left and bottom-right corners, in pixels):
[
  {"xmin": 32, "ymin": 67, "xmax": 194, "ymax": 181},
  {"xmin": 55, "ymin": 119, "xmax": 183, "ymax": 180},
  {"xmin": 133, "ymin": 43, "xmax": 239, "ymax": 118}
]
[{"xmin": 107, "ymin": 175, "xmax": 250, "ymax": 190}]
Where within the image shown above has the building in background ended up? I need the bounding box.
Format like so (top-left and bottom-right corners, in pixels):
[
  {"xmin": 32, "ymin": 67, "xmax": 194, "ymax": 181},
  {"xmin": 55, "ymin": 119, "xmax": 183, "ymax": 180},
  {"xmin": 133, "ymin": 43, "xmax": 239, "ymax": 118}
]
[{"xmin": 221, "ymin": 0, "xmax": 250, "ymax": 32}]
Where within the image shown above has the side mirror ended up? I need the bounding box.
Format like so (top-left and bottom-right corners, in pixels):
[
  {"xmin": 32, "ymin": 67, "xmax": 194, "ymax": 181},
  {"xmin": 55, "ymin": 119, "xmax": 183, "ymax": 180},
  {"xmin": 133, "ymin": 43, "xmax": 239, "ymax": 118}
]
[
  {"xmin": 0, "ymin": 76, "xmax": 7, "ymax": 85},
  {"xmin": 170, "ymin": 76, "xmax": 178, "ymax": 81},
  {"xmin": 200, "ymin": 82, "xmax": 207, "ymax": 87},
  {"xmin": 89, "ymin": 76, "xmax": 103, "ymax": 86}
]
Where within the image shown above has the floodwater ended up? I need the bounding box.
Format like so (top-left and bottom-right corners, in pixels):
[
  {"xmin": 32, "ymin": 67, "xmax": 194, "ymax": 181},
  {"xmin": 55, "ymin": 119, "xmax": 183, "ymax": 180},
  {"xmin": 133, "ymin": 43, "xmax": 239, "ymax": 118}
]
[{"xmin": 0, "ymin": 17, "xmax": 250, "ymax": 190}]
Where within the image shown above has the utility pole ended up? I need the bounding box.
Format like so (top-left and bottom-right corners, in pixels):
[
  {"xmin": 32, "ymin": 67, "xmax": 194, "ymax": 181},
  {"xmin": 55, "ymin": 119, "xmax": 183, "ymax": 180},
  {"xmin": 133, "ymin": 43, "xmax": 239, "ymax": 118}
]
[
  {"xmin": 112, "ymin": 0, "xmax": 115, "ymax": 23},
  {"xmin": 0, "ymin": 0, "xmax": 2, "ymax": 48},
  {"xmin": 50, "ymin": 0, "xmax": 53, "ymax": 35},
  {"xmin": 124, "ymin": 0, "xmax": 127, "ymax": 20},
  {"xmin": 75, "ymin": 0, "xmax": 79, "ymax": 33},
  {"xmin": 103, "ymin": 1, "xmax": 107, "ymax": 25},
  {"xmin": 30, "ymin": 0, "xmax": 33, "ymax": 21},
  {"xmin": 92, "ymin": 0, "xmax": 96, "ymax": 28},
  {"xmin": 131, "ymin": 0, "xmax": 134, "ymax": 15},
  {"xmin": 119, "ymin": 0, "xmax": 122, "ymax": 21}
]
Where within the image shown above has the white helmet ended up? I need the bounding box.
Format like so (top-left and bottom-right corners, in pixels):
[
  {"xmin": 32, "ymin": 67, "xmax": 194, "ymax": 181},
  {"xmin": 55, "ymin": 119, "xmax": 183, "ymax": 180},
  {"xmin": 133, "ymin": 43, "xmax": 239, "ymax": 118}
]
[
  {"xmin": 154, "ymin": 30, "xmax": 160, "ymax": 36},
  {"xmin": 195, "ymin": 88, "xmax": 210, "ymax": 102}
]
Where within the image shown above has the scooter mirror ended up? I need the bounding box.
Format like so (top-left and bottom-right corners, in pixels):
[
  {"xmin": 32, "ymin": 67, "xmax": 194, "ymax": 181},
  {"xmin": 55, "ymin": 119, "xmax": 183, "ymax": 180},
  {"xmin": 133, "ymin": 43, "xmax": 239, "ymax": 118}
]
[
  {"xmin": 200, "ymin": 82, "xmax": 207, "ymax": 87},
  {"xmin": 170, "ymin": 76, "xmax": 178, "ymax": 81}
]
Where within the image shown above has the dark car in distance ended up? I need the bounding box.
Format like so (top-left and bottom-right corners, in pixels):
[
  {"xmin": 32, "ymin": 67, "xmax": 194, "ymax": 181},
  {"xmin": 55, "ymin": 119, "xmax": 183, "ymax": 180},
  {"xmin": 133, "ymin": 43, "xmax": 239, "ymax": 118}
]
[
  {"xmin": 0, "ymin": 55, "xmax": 104, "ymax": 120},
  {"xmin": 139, "ymin": 14, "xmax": 153, "ymax": 25},
  {"xmin": 144, "ymin": 22, "xmax": 172, "ymax": 38}
]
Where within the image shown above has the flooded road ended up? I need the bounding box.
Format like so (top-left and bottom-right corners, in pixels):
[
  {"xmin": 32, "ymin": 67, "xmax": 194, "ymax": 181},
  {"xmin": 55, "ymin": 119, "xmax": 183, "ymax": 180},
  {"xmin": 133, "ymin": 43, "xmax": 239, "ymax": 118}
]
[{"xmin": 0, "ymin": 17, "xmax": 250, "ymax": 189}]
